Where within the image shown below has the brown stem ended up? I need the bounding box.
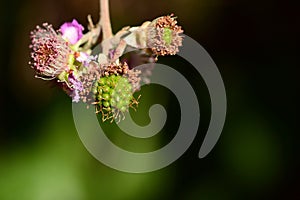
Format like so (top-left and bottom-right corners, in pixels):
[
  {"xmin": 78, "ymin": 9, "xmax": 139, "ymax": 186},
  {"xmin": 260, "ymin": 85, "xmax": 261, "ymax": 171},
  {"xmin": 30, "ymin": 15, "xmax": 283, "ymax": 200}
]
[{"xmin": 100, "ymin": 0, "xmax": 113, "ymax": 40}]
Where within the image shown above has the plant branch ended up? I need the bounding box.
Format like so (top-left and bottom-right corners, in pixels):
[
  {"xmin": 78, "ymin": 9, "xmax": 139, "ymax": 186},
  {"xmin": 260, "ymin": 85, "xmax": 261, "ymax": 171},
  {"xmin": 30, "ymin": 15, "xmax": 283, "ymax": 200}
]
[{"xmin": 100, "ymin": 0, "xmax": 113, "ymax": 40}]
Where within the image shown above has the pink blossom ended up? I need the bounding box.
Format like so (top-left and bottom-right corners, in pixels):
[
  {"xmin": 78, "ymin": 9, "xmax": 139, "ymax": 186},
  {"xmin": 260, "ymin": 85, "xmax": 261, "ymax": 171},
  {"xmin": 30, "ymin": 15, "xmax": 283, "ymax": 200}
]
[{"xmin": 60, "ymin": 19, "xmax": 84, "ymax": 45}]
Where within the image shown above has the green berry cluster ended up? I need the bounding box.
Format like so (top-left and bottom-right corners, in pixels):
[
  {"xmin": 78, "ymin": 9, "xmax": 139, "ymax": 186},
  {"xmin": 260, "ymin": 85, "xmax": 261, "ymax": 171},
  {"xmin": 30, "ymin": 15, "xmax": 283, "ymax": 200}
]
[{"xmin": 94, "ymin": 75, "xmax": 134, "ymax": 121}]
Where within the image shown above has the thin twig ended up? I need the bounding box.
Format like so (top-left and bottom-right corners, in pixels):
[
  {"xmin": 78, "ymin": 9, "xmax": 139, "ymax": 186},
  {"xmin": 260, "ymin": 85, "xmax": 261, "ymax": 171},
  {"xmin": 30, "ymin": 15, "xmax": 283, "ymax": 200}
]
[{"xmin": 100, "ymin": 0, "xmax": 113, "ymax": 40}]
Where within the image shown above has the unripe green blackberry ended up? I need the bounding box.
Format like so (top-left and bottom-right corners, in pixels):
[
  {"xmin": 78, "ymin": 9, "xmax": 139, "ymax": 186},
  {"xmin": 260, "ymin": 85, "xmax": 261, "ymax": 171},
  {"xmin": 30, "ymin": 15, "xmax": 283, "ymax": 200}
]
[{"xmin": 94, "ymin": 75, "xmax": 138, "ymax": 122}]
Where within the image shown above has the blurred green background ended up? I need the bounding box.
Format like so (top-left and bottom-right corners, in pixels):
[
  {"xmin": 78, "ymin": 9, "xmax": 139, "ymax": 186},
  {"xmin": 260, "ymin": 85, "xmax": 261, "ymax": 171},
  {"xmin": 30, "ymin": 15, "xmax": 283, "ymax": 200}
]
[{"xmin": 0, "ymin": 0, "xmax": 299, "ymax": 199}]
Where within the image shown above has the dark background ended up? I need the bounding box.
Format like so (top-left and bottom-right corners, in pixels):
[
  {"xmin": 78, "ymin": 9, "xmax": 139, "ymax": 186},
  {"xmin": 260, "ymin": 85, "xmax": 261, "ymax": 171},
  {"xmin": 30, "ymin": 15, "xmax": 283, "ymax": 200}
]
[{"xmin": 0, "ymin": 0, "xmax": 299, "ymax": 199}]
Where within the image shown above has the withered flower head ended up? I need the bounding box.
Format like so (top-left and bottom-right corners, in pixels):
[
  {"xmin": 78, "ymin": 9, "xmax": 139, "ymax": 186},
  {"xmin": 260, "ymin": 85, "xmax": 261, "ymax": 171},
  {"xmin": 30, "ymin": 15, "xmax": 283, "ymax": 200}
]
[
  {"xmin": 147, "ymin": 14, "xmax": 184, "ymax": 56},
  {"xmin": 29, "ymin": 23, "xmax": 72, "ymax": 79}
]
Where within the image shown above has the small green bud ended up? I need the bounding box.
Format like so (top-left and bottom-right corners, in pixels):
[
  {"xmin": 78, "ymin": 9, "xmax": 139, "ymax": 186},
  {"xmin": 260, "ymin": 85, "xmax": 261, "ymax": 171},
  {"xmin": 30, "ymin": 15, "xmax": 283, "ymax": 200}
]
[
  {"xmin": 103, "ymin": 101, "xmax": 110, "ymax": 107},
  {"xmin": 102, "ymin": 85, "xmax": 110, "ymax": 93},
  {"xmin": 99, "ymin": 78, "xmax": 106, "ymax": 85},
  {"xmin": 110, "ymin": 90, "xmax": 115, "ymax": 96},
  {"xmin": 93, "ymin": 88, "xmax": 98, "ymax": 94},
  {"xmin": 102, "ymin": 93, "xmax": 110, "ymax": 101},
  {"xmin": 98, "ymin": 88, "xmax": 103, "ymax": 95}
]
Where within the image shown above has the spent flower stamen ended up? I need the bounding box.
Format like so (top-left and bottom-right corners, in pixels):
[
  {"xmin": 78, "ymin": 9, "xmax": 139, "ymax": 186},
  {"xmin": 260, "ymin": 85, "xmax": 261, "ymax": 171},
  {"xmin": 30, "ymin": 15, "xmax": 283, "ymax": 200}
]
[{"xmin": 29, "ymin": 23, "xmax": 72, "ymax": 79}]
